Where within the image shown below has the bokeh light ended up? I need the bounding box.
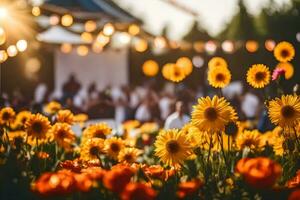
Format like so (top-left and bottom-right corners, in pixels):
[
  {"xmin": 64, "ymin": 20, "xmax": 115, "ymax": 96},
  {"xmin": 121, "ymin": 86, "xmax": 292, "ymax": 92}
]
[
  {"xmin": 142, "ymin": 60, "xmax": 159, "ymax": 77},
  {"xmin": 176, "ymin": 57, "xmax": 193, "ymax": 76},
  {"xmin": 7, "ymin": 45, "xmax": 18, "ymax": 57},
  {"xmin": 0, "ymin": 27, "xmax": 6, "ymax": 45},
  {"xmin": 245, "ymin": 40, "xmax": 259, "ymax": 53},
  {"xmin": 103, "ymin": 23, "xmax": 115, "ymax": 36},
  {"xmin": 31, "ymin": 6, "xmax": 41, "ymax": 17},
  {"xmin": 192, "ymin": 55, "xmax": 204, "ymax": 68},
  {"xmin": 60, "ymin": 43, "xmax": 72, "ymax": 54},
  {"xmin": 265, "ymin": 40, "xmax": 276, "ymax": 51},
  {"xmin": 16, "ymin": 39, "xmax": 28, "ymax": 52},
  {"xmin": 61, "ymin": 14, "xmax": 73, "ymax": 27},
  {"xmin": 77, "ymin": 45, "xmax": 89, "ymax": 56},
  {"xmin": 85, "ymin": 20, "xmax": 97, "ymax": 32},
  {"xmin": 128, "ymin": 24, "xmax": 140, "ymax": 35},
  {"xmin": 0, "ymin": 50, "xmax": 8, "ymax": 63}
]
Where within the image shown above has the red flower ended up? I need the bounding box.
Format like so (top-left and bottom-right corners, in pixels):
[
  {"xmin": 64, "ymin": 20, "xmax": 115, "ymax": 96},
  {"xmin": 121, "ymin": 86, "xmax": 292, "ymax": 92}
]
[
  {"xmin": 120, "ymin": 183, "xmax": 156, "ymax": 200},
  {"xmin": 177, "ymin": 179, "xmax": 203, "ymax": 199},
  {"xmin": 287, "ymin": 170, "xmax": 300, "ymax": 188},
  {"xmin": 289, "ymin": 189, "xmax": 300, "ymax": 200}
]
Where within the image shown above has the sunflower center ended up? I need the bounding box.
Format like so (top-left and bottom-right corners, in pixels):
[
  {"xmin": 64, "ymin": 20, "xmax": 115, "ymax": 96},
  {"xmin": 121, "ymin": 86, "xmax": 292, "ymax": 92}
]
[
  {"xmin": 32, "ymin": 122, "xmax": 43, "ymax": 133},
  {"xmin": 57, "ymin": 130, "xmax": 66, "ymax": 138},
  {"xmin": 280, "ymin": 49, "xmax": 290, "ymax": 58},
  {"xmin": 94, "ymin": 130, "xmax": 105, "ymax": 139},
  {"xmin": 216, "ymin": 73, "xmax": 225, "ymax": 82},
  {"xmin": 110, "ymin": 143, "xmax": 120, "ymax": 152},
  {"xmin": 166, "ymin": 140, "xmax": 180, "ymax": 154},
  {"xmin": 89, "ymin": 146, "xmax": 100, "ymax": 156},
  {"xmin": 204, "ymin": 107, "xmax": 218, "ymax": 121},
  {"xmin": 255, "ymin": 72, "xmax": 266, "ymax": 81},
  {"xmin": 124, "ymin": 154, "xmax": 133, "ymax": 161},
  {"xmin": 174, "ymin": 70, "xmax": 181, "ymax": 77},
  {"xmin": 243, "ymin": 139, "xmax": 255, "ymax": 147},
  {"xmin": 281, "ymin": 105, "xmax": 295, "ymax": 119},
  {"xmin": 2, "ymin": 112, "xmax": 10, "ymax": 120}
]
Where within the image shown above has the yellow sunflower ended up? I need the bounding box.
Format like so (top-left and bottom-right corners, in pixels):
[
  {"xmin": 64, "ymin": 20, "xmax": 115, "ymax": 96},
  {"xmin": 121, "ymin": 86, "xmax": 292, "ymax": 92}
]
[
  {"xmin": 154, "ymin": 129, "xmax": 192, "ymax": 166},
  {"xmin": 118, "ymin": 147, "xmax": 142, "ymax": 163},
  {"xmin": 236, "ymin": 130, "xmax": 263, "ymax": 150},
  {"xmin": 25, "ymin": 114, "xmax": 51, "ymax": 139},
  {"xmin": 276, "ymin": 62, "xmax": 294, "ymax": 80},
  {"xmin": 268, "ymin": 95, "xmax": 300, "ymax": 128},
  {"xmin": 104, "ymin": 137, "xmax": 125, "ymax": 159},
  {"xmin": 181, "ymin": 123, "xmax": 203, "ymax": 148},
  {"xmin": 208, "ymin": 57, "xmax": 228, "ymax": 69},
  {"xmin": 246, "ymin": 64, "xmax": 271, "ymax": 88},
  {"xmin": 274, "ymin": 41, "xmax": 295, "ymax": 62},
  {"xmin": 0, "ymin": 107, "xmax": 15, "ymax": 126},
  {"xmin": 13, "ymin": 111, "xmax": 31, "ymax": 128},
  {"xmin": 82, "ymin": 123, "xmax": 112, "ymax": 142},
  {"xmin": 162, "ymin": 63, "xmax": 186, "ymax": 82},
  {"xmin": 56, "ymin": 109, "xmax": 74, "ymax": 124},
  {"xmin": 44, "ymin": 101, "xmax": 62, "ymax": 115},
  {"xmin": 207, "ymin": 66, "xmax": 231, "ymax": 88},
  {"xmin": 191, "ymin": 96, "xmax": 237, "ymax": 132},
  {"xmin": 50, "ymin": 123, "xmax": 76, "ymax": 149},
  {"xmin": 80, "ymin": 138, "xmax": 105, "ymax": 161},
  {"xmin": 74, "ymin": 114, "xmax": 88, "ymax": 123},
  {"xmin": 7, "ymin": 130, "xmax": 26, "ymax": 149}
]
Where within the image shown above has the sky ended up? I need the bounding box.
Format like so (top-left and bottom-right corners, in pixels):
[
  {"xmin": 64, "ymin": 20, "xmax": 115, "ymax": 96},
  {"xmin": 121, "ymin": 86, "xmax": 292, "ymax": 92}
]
[{"xmin": 114, "ymin": 0, "xmax": 291, "ymax": 40}]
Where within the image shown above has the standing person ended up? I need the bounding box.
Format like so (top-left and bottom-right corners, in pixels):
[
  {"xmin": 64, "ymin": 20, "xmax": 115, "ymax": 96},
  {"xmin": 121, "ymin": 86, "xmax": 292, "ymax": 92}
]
[
  {"xmin": 62, "ymin": 74, "xmax": 81, "ymax": 103},
  {"xmin": 164, "ymin": 101, "xmax": 190, "ymax": 129}
]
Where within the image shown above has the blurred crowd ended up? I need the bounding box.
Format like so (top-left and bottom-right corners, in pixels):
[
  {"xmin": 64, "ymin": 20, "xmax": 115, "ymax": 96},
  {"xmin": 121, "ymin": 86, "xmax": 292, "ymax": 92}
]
[{"xmin": 1, "ymin": 74, "xmax": 274, "ymax": 130}]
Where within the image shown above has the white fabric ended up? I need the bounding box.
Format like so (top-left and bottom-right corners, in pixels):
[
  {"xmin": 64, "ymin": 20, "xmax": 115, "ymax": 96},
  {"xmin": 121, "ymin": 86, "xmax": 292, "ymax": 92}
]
[
  {"xmin": 135, "ymin": 104, "xmax": 151, "ymax": 122},
  {"xmin": 159, "ymin": 97, "xmax": 172, "ymax": 120},
  {"xmin": 241, "ymin": 92, "xmax": 259, "ymax": 118},
  {"xmin": 34, "ymin": 83, "xmax": 47, "ymax": 103},
  {"xmin": 164, "ymin": 112, "xmax": 190, "ymax": 129}
]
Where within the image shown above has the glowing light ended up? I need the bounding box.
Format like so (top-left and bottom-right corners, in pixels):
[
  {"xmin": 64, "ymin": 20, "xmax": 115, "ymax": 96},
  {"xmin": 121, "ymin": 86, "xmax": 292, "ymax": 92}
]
[
  {"xmin": 296, "ymin": 33, "xmax": 300, "ymax": 42},
  {"xmin": 245, "ymin": 40, "xmax": 259, "ymax": 53},
  {"xmin": 61, "ymin": 14, "xmax": 73, "ymax": 27},
  {"xmin": 0, "ymin": 27, "xmax": 6, "ymax": 45},
  {"xmin": 192, "ymin": 56, "xmax": 204, "ymax": 68},
  {"xmin": 142, "ymin": 60, "xmax": 159, "ymax": 77},
  {"xmin": 7, "ymin": 45, "xmax": 18, "ymax": 57},
  {"xmin": 60, "ymin": 43, "xmax": 72, "ymax": 54},
  {"xmin": 16, "ymin": 39, "xmax": 28, "ymax": 52},
  {"xmin": 0, "ymin": 7, "xmax": 8, "ymax": 19},
  {"xmin": 103, "ymin": 23, "xmax": 115, "ymax": 36},
  {"xmin": 265, "ymin": 40, "xmax": 276, "ymax": 51},
  {"xmin": 81, "ymin": 32, "xmax": 93, "ymax": 43},
  {"xmin": 49, "ymin": 15, "xmax": 60, "ymax": 25},
  {"xmin": 134, "ymin": 39, "xmax": 148, "ymax": 52},
  {"xmin": 221, "ymin": 40, "xmax": 234, "ymax": 53},
  {"xmin": 85, "ymin": 20, "xmax": 97, "ymax": 32},
  {"xmin": 205, "ymin": 41, "xmax": 217, "ymax": 54},
  {"xmin": 77, "ymin": 45, "xmax": 89, "ymax": 56},
  {"xmin": 96, "ymin": 33, "xmax": 110, "ymax": 46},
  {"xmin": 0, "ymin": 50, "xmax": 8, "ymax": 63},
  {"xmin": 92, "ymin": 42, "xmax": 103, "ymax": 53},
  {"xmin": 32, "ymin": 6, "xmax": 41, "ymax": 17},
  {"xmin": 193, "ymin": 41, "xmax": 205, "ymax": 53},
  {"xmin": 119, "ymin": 32, "xmax": 131, "ymax": 44},
  {"xmin": 169, "ymin": 41, "xmax": 180, "ymax": 49},
  {"xmin": 154, "ymin": 36, "xmax": 167, "ymax": 49},
  {"xmin": 25, "ymin": 57, "xmax": 41, "ymax": 73},
  {"xmin": 128, "ymin": 24, "xmax": 140, "ymax": 35},
  {"xmin": 176, "ymin": 57, "xmax": 193, "ymax": 76}
]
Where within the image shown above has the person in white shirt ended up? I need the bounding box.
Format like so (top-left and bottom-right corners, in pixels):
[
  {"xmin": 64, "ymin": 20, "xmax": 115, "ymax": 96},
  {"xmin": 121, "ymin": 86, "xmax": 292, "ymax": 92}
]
[
  {"xmin": 164, "ymin": 101, "xmax": 190, "ymax": 129},
  {"xmin": 241, "ymin": 91, "xmax": 259, "ymax": 120}
]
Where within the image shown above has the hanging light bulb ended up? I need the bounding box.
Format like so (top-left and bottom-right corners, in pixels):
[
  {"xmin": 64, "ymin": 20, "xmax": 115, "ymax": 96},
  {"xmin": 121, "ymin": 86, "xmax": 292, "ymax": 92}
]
[
  {"xmin": 60, "ymin": 43, "xmax": 72, "ymax": 54},
  {"xmin": 265, "ymin": 40, "xmax": 276, "ymax": 52},
  {"xmin": 205, "ymin": 41, "xmax": 217, "ymax": 54},
  {"xmin": 134, "ymin": 39, "xmax": 148, "ymax": 52},
  {"xmin": 7, "ymin": 45, "xmax": 18, "ymax": 57},
  {"xmin": 245, "ymin": 40, "xmax": 259, "ymax": 53},
  {"xmin": 61, "ymin": 14, "xmax": 73, "ymax": 27},
  {"xmin": 81, "ymin": 32, "xmax": 93, "ymax": 43},
  {"xmin": 0, "ymin": 50, "xmax": 8, "ymax": 63},
  {"xmin": 221, "ymin": 40, "xmax": 234, "ymax": 53},
  {"xmin": 154, "ymin": 36, "xmax": 167, "ymax": 49},
  {"xmin": 77, "ymin": 45, "xmax": 89, "ymax": 56},
  {"xmin": 128, "ymin": 24, "xmax": 140, "ymax": 35},
  {"xmin": 96, "ymin": 33, "xmax": 110, "ymax": 46},
  {"xmin": 85, "ymin": 20, "xmax": 97, "ymax": 32},
  {"xmin": 32, "ymin": 6, "xmax": 41, "ymax": 17},
  {"xmin": 0, "ymin": 27, "xmax": 6, "ymax": 45},
  {"xmin": 16, "ymin": 40, "xmax": 28, "ymax": 52},
  {"xmin": 49, "ymin": 15, "xmax": 60, "ymax": 25},
  {"xmin": 103, "ymin": 23, "xmax": 115, "ymax": 36}
]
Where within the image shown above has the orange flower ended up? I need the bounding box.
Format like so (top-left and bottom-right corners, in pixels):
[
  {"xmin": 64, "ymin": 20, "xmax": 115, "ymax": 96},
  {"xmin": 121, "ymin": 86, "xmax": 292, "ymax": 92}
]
[
  {"xmin": 120, "ymin": 183, "xmax": 156, "ymax": 200},
  {"xmin": 33, "ymin": 170, "xmax": 76, "ymax": 196},
  {"xmin": 177, "ymin": 179, "xmax": 203, "ymax": 199},
  {"xmin": 37, "ymin": 151, "xmax": 50, "ymax": 159},
  {"xmin": 143, "ymin": 165, "xmax": 175, "ymax": 181},
  {"xmin": 289, "ymin": 189, "xmax": 300, "ymax": 200},
  {"xmin": 287, "ymin": 170, "xmax": 300, "ymax": 188},
  {"xmin": 74, "ymin": 173, "xmax": 93, "ymax": 192},
  {"xmin": 56, "ymin": 110, "xmax": 74, "ymax": 124},
  {"xmin": 236, "ymin": 157, "xmax": 282, "ymax": 188},
  {"xmin": 103, "ymin": 166, "xmax": 134, "ymax": 193},
  {"xmin": 81, "ymin": 167, "xmax": 106, "ymax": 181}
]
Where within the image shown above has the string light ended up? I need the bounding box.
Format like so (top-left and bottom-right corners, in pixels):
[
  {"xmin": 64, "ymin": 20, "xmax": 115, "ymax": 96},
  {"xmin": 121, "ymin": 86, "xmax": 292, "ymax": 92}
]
[
  {"xmin": 192, "ymin": 56, "xmax": 204, "ymax": 68},
  {"xmin": 119, "ymin": 32, "xmax": 131, "ymax": 45},
  {"xmin": 0, "ymin": 27, "xmax": 6, "ymax": 45},
  {"xmin": 134, "ymin": 39, "xmax": 148, "ymax": 52},
  {"xmin": 85, "ymin": 20, "xmax": 97, "ymax": 32},
  {"xmin": 176, "ymin": 57, "xmax": 193, "ymax": 75},
  {"xmin": 205, "ymin": 40, "xmax": 217, "ymax": 54},
  {"xmin": 103, "ymin": 23, "xmax": 115, "ymax": 36},
  {"xmin": 0, "ymin": 50, "xmax": 8, "ymax": 63},
  {"xmin": 60, "ymin": 43, "xmax": 72, "ymax": 54},
  {"xmin": 265, "ymin": 40, "xmax": 275, "ymax": 51},
  {"xmin": 61, "ymin": 14, "xmax": 73, "ymax": 27},
  {"xmin": 81, "ymin": 32, "xmax": 93, "ymax": 43},
  {"xmin": 0, "ymin": 7, "xmax": 8, "ymax": 19},
  {"xmin": 7, "ymin": 45, "xmax": 18, "ymax": 57},
  {"xmin": 25, "ymin": 57, "xmax": 41, "ymax": 73},
  {"xmin": 92, "ymin": 42, "xmax": 103, "ymax": 53},
  {"xmin": 154, "ymin": 36, "xmax": 167, "ymax": 49},
  {"xmin": 49, "ymin": 15, "xmax": 60, "ymax": 25},
  {"xmin": 31, "ymin": 6, "xmax": 41, "ymax": 17},
  {"xmin": 96, "ymin": 33, "xmax": 110, "ymax": 46},
  {"xmin": 142, "ymin": 60, "xmax": 159, "ymax": 77},
  {"xmin": 221, "ymin": 40, "xmax": 234, "ymax": 53},
  {"xmin": 128, "ymin": 24, "xmax": 140, "ymax": 35},
  {"xmin": 77, "ymin": 45, "xmax": 89, "ymax": 56},
  {"xmin": 245, "ymin": 40, "xmax": 259, "ymax": 53},
  {"xmin": 16, "ymin": 39, "xmax": 28, "ymax": 52}
]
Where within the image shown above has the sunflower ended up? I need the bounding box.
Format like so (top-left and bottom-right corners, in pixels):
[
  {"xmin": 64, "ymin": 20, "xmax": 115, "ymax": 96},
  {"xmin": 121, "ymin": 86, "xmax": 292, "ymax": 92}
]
[
  {"xmin": 274, "ymin": 41, "xmax": 295, "ymax": 62},
  {"xmin": 154, "ymin": 129, "xmax": 192, "ymax": 166},
  {"xmin": 276, "ymin": 62, "xmax": 294, "ymax": 80},
  {"xmin": 104, "ymin": 137, "xmax": 125, "ymax": 159},
  {"xmin": 74, "ymin": 114, "xmax": 88, "ymax": 123},
  {"xmin": 162, "ymin": 63, "xmax": 186, "ymax": 82},
  {"xmin": 13, "ymin": 111, "xmax": 31, "ymax": 128},
  {"xmin": 25, "ymin": 114, "xmax": 51, "ymax": 139},
  {"xmin": 0, "ymin": 107, "xmax": 15, "ymax": 126},
  {"xmin": 268, "ymin": 95, "xmax": 300, "ymax": 128},
  {"xmin": 181, "ymin": 123, "xmax": 204, "ymax": 148},
  {"xmin": 207, "ymin": 66, "xmax": 231, "ymax": 88},
  {"xmin": 56, "ymin": 110, "xmax": 74, "ymax": 124},
  {"xmin": 50, "ymin": 123, "xmax": 76, "ymax": 149},
  {"xmin": 236, "ymin": 130, "xmax": 263, "ymax": 150},
  {"xmin": 208, "ymin": 57, "xmax": 228, "ymax": 69},
  {"xmin": 191, "ymin": 96, "xmax": 237, "ymax": 132},
  {"xmin": 7, "ymin": 130, "xmax": 26, "ymax": 149},
  {"xmin": 80, "ymin": 138, "xmax": 105, "ymax": 161},
  {"xmin": 82, "ymin": 123, "xmax": 112, "ymax": 143},
  {"xmin": 118, "ymin": 147, "xmax": 142, "ymax": 163},
  {"xmin": 44, "ymin": 101, "xmax": 62, "ymax": 115},
  {"xmin": 246, "ymin": 64, "xmax": 271, "ymax": 88},
  {"xmin": 176, "ymin": 57, "xmax": 193, "ymax": 76}
]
